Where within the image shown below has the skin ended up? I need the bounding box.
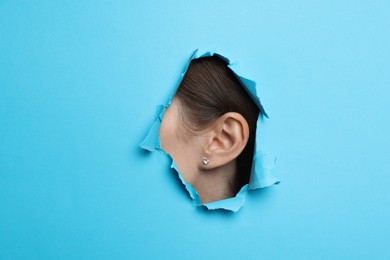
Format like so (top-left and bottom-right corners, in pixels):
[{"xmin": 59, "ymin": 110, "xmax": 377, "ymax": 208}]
[{"xmin": 159, "ymin": 98, "xmax": 250, "ymax": 204}]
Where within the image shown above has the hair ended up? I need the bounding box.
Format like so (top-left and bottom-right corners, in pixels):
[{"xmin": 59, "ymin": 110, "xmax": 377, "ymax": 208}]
[{"xmin": 175, "ymin": 55, "xmax": 262, "ymax": 193}]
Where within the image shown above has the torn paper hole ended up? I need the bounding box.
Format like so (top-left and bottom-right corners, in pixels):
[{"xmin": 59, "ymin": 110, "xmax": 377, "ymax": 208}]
[{"xmin": 140, "ymin": 49, "xmax": 280, "ymax": 212}]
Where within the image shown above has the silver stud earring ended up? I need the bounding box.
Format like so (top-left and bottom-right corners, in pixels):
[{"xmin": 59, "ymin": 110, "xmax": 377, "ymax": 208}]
[{"xmin": 202, "ymin": 157, "xmax": 209, "ymax": 165}]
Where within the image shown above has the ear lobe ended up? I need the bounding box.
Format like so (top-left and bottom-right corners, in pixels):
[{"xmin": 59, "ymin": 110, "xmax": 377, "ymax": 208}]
[{"xmin": 204, "ymin": 112, "xmax": 250, "ymax": 169}]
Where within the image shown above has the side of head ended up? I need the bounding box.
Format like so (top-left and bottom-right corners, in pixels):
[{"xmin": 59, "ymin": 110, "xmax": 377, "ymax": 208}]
[{"xmin": 160, "ymin": 55, "xmax": 261, "ymax": 203}]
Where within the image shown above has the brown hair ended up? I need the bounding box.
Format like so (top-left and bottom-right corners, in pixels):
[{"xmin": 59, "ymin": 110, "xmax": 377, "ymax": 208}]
[{"xmin": 175, "ymin": 55, "xmax": 262, "ymax": 192}]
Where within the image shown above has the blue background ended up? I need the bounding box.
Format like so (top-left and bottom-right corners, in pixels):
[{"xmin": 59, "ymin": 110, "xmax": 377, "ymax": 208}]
[{"xmin": 1, "ymin": 1, "xmax": 389, "ymax": 259}]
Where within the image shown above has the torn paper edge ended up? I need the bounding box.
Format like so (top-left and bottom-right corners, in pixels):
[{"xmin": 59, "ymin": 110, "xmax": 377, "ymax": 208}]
[{"xmin": 140, "ymin": 49, "xmax": 280, "ymax": 212}]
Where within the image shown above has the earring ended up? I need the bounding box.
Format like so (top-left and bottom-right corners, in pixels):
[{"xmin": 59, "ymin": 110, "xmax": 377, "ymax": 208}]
[{"xmin": 202, "ymin": 157, "xmax": 209, "ymax": 165}]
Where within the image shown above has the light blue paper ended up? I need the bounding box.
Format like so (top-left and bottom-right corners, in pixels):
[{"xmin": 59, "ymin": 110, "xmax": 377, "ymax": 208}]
[
  {"xmin": 140, "ymin": 50, "xmax": 280, "ymax": 212},
  {"xmin": 139, "ymin": 105, "xmax": 165, "ymax": 152}
]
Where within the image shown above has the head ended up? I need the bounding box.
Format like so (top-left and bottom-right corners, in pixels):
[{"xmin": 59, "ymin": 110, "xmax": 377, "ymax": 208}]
[{"xmin": 159, "ymin": 55, "xmax": 261, "ymax": 203}]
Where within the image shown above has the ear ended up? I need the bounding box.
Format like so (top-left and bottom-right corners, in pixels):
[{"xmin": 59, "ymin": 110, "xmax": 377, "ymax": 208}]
[{"xmin": 202, "ymin": 112, "xmax": 250, "ymax": 169}]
